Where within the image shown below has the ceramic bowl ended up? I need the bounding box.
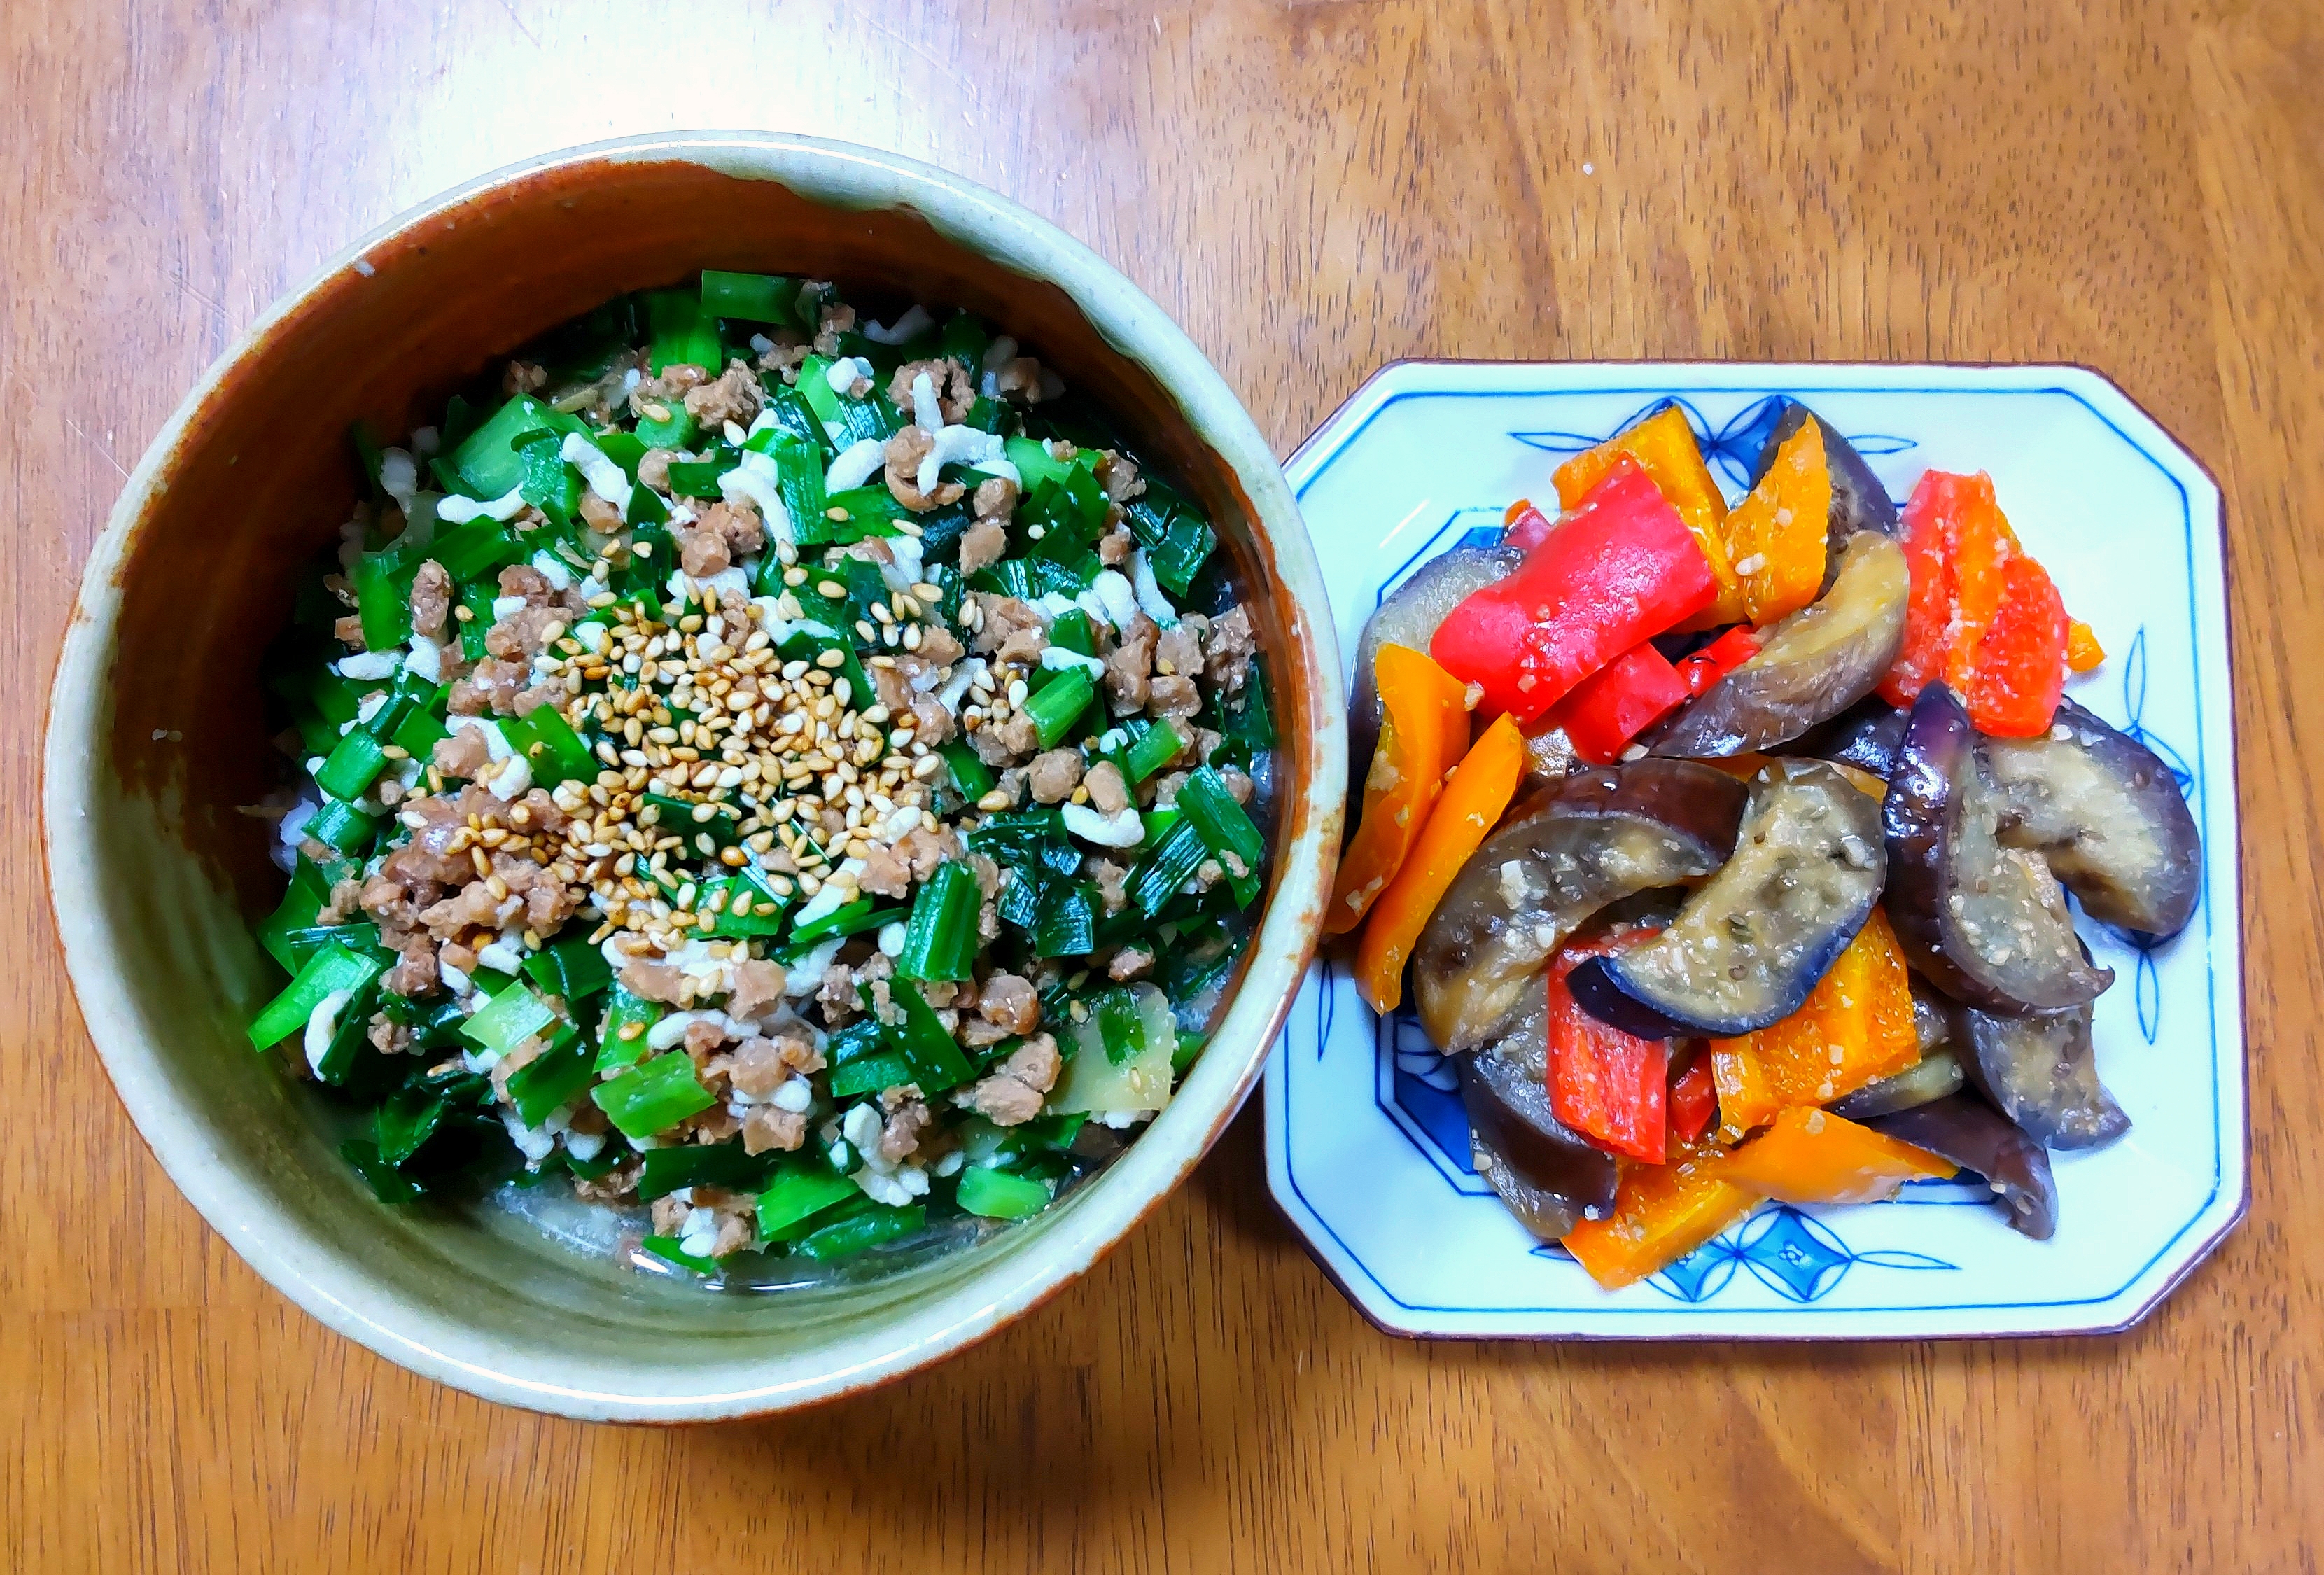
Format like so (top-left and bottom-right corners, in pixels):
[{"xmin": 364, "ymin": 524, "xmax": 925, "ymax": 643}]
[
  {"xmin": 1268, "ymin": 360, "xmax": 2241, "ymax": 1340},
  {"xmin": 44, "ymin": 132, "xmax": 1344, "ymax": 1420}
]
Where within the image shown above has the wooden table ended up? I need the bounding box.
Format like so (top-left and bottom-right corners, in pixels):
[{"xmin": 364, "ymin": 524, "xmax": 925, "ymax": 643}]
[{"xmin": 7, "ymin": 2, "xmax": 2317, "ymax": 1568}]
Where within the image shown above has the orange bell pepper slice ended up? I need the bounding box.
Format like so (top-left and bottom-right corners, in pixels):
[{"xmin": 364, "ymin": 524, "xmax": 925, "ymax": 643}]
[
  {"xmin": 1562, "ymin": 1143, "xmax": 1757, "ymax": 1290},
  {"xmin": 1720, "ymin": 419, "xmax": 1830, "ymax": 626},
  {"xmin": 1722, "ymin": 1107, "xmax": 1956, "ymax": 1205},
  {"xmin": 1352, "ymin": 713, "xmax": 1525, "ymax": 1013},
  {"xmin": 1326, "ymin": 645, "xmax": 1471, "ymax": 937},
  {"xmin": 2065, "ymin": 619, "xmax": 2106, "ymax": 673},
  {"xmin": 1553, "ymin": 405, "xmax": 1745, "ymax": 629},
  {"xmin": 1709, "ymin": 908, "xmax": 1919, "ymax": 1139}
]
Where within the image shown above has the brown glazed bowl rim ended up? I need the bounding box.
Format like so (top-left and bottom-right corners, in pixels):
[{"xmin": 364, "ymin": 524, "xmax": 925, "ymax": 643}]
[{"xmin": 44, "ymin": 131, "xmax": 1345, "ymax": 1420}]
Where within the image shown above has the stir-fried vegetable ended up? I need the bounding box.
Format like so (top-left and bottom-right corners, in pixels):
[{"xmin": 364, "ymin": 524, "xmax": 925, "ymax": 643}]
[{"xmin": 1331, "ymin": 393, "xmax": 2194, "ymax": 1286}]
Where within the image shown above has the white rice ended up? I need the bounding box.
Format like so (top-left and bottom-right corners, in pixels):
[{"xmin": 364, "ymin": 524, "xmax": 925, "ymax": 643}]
[{"xmin": 437, "ymin": 484, "xmax": 526, "ymax": 525}]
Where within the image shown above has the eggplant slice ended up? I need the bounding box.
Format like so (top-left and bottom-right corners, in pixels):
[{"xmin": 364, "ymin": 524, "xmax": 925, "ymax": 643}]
[
  {"xmin": 1457, "ymin": 1003, "xmax": 1622, "ymax": 1242},
  {"xmin": 1751, "ymin": 402, "xmax": 1903, "ymax": 570},
  {"xmin": 1414, "ymin": 760, "xmax": 1749, "ymax": 1051},
  {"xmin": 1791, "ymin": 695, "xmax": 1907, "ymax": 779},
  {"xmin": 1982, "ymin": 698, "xmax": 2202, "ymax": 940},
  {"xmin": 1829, "ymin": 1049, "xmax": 1966, "ymax": 1119},
  {"xmin": 1348, "ymin": 545, "xmax": 1522, "ymax": 797},
  {"xmin": 1869, "ymin": 1095, "xmax": 2059, "ymax": 1240},
  {"xmin": 1567, "ymin": 760, "xmax": 1887, "ymax": 1038},
  {"xmin": 1883, "ymin": 684, "xmax": 2114, "ymax": 1014},
  {"xmin": 1643, "ymin": 531, "xmax": 1909, "ymax": 759},
  {"xmin": 1960, "ymin": 1002, "xmax": 2129, "ymax": 1150}
]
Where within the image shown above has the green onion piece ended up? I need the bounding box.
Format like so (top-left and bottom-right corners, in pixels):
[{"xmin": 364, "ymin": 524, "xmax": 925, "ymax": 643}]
[
  {"xmin": 1124, "ymin": 718, "xmax": 1186, "ymax": 785},
  {"xmin": 941, "ymin": 742, "xmax": 996, "ymax": 802},
  {"xmin": 591, "ymin": 1050, "xmax": 716, "ymax": 1141},
  {"xmin": 257, "ymin": 859, "xmax": 331, "ymax": 973},
  {"xmin": 592, "ymin": 429, "xmax": 649, "ymax": 480},
  {"xmin": 433, "ymin": 516, "xmax": 523, "ymax": 582},
  {"xmin": 459, "ymin": 981, "xmax": 557, "ymax": 1054},
  {"xmin": 454, "ymin": 394, "xmax": 582, "ymax": 498},
  {"xmin": 939, "ymin": 309, "xmax": 991, "ymax": 373},
  {"xmin": 885, "ymin": 980, "xmax": 975, "ymax": 1093},
  {"xmin": 372, "ymin": 1086, "xmax": 445, "ymax": 1168},
  {"xmin": 246, "ymin": 941, "xmax": 384, "ymax": 1050},
  {"xmin": 506, "ymin": 1033, "xmax": 595, "ymax": 1128},
  {"xmin": 1005, "ymin": 435, "xmax": 1071, "ymax": 492},
  {"xmin": 634, "ymin": 402, "xmax": 698, "ymax": 451},
  {"xmin": 646, "ymin": 288, "xmax": 724, "ymax": 374},
  {"xmin": 967, "ymin": 556, "xmax": 1035, "ymax": 602},
  {"xmin": 353, "ymin": 554, "xmax": 414, "ymax": 652},
  {"xmin": 706, "ymin": 868, "xmax": 792, "ymax": 937},
  {"xmin": 523, "ymin": 936, "xmax": 613, "ymax": 1002},
  {"xmin": 640, "ymin": 792, "xmax": 739, "ymax": 851},
  {"xmin": 664, "ymin": 454, "xmax": 738, "ymax": 499},
  {"xmin": 1221, "ymin": 667, "xmax": 1276, "ymax": 760},
  {"xmin": 781, "ymin": 897, "xmax": 897, "ymax": 956},
  {"xmin": 390, "ymin": 702, "xmax": 449, "ymax": 760},
  {"xmin": 956, "ymin": 1166, "xmax": 1054, "ymax": 1220},
  {"xmin": 827, "ymin": 1037, "xmax": 914, "ymax": 1100},
  {"xmin": 1126, "ymin": 818, "xmax": 1207, "ymax": 918},
  {"xmin": 516, "ymin": 434, "xmax": 582, "ymax": 528},
  {"xmin": 796, "ymin": 1203, "xmax": 925, "ymax": 1261},
  {"xmin": 819, "ymin": 484, "xmax": 909, "ymax": 542},
  {"xmin": 1024, "ymin": 669, "xmax": 1095, "ymax": 750},
  {"xmin": 1032, "ymin": 880, "xmax": 1097, "ymax": 958},
  {"xmin": 281, "ymin": 922, "xmax": 380, "ymax": 969},
  {"xmin": 638, "ymin": 1138, "xmax": 780, "ymax": 1202},
  {"xmin": 594, "ymin": 986, "xmax": 663, "ymax": 1073},
  {"xmin": 701, "ymin": 269, "xmax": 802, "ymax": 323},
  {"xmin": 755, "ymin": 1164, "xmax": 859, "ymax": 1240},
  {"xmin": 1125, "ymin": 479, "xmax": 1217, "ymax": 596},
  {"xmin": 303, "ymin": 797, "xmax": 380, "ymax": 857},
  {"xmin": 1178, "ymin": 766, "xmax": 1265, "ymax": 909},
  {"xmin": 341, "ymin": 1138, "xmax": 426, "ymax": 1204},
  {"xmin": 1096, "ymin": 987, "xmax": 1147, "ymax": 1066},
  {"xmin": 762, "ymin": 432, "xmax": 832, "ymax": 548},
  {"xmin": 1170, "ymin": 1030, "xmax": 1210, "ymax": 1076},
  {"xmin": 315, "ymin": 726, "xmax": 389, "ymax": 802},
  {"xmin": 501, "ymin": 704, "xmax": 597, "ymax": 788},
  {"xmin": 895, "ymin": 862, "xmax": 981, "ymax": 982},
  {"xmin": 639, "ymin": 1234, "xmax": 720, "ymax": 1275},
  {"xmin": 1048, "ymin": 610, "xmax": 1093, "ymax": 657}
]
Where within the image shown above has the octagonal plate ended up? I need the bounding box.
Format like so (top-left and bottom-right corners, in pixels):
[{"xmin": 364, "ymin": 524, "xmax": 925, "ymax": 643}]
[{"xmin": 1263, "ymin": 361, "xmax": 2243, "ymax": 1339}]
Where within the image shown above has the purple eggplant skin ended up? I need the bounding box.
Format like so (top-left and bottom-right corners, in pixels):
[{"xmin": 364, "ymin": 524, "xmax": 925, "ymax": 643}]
[
  {"xmin": 1960, "ymin": 1002, "xmax": 2130, "ymax": 1150},
  {"xmin": 1882, "ymin": 683, "xmax": 2115, "ymax": 1014},
  {"xmin": 1642, "ymin": 531, "xmax": 1908, "ymax": 759},
  {"xmin": 1869, "ymin": 1095, "xmax": 2059, "ymax": 1240},
  {"xmin": 1982, "ymin": 698, "xmax": 2202, "ymax": 940},
  {"xmin": 1457, "ymin": 1004, "xmax": 1622, "ymax": 1242},
  {"xmin": 1791, "ymin": 696, "xmax": 1907, "ymax": 779},
  {"xmin": 1348, "ymin": 545, "xmax": 1522, "ymax": 797},
  {"xmin": 1568, "ymin": 760, "xmax": 1887, "ymax": 1039},
  {"xmin": 1413, "ymin": 760, "xmax": 1749, "ymax": 1051}
]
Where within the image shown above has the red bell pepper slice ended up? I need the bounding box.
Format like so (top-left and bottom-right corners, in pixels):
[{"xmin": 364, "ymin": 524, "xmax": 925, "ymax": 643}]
[
  {"xmin": 1959, "ymin": 553, "xmax": 2068, "ymax": 736},
  {"xmin": 1546, "ymin": 939, "xmax": 1668, "ymax": 1163},
  {"xmin": 1877, "ymin": 470, "xmax": 1964, "ymax": 708},
  {"xmin": 1670, "ymin": 1057, "xmax": 1717, "ymax": 1145},
  {"xmin": 1674, "ymin": 626, "xmax": 1759, "ymax": 697},
  {"xmin": 1431, "ymin": 457, "xmax": 1716, "ymax": 724},
  {"xmin": 1558, "ymin": 642, "xmax": 1690, "ymax": 765},
  {"xmin": 1503, "ymin": 500, "xmax": 1557, "ymax": 553}
]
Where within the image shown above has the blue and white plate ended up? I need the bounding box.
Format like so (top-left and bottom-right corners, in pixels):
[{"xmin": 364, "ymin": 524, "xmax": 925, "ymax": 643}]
[{"xmin": 1263, "ymin": 362, "xmax": 2244, "ymax": 1339}]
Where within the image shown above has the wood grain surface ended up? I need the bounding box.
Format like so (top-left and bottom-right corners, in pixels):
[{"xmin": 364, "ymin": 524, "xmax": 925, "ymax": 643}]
[{"xmin": 6, "ymin": 2, "xmax": 2319, "ymax": 1569}]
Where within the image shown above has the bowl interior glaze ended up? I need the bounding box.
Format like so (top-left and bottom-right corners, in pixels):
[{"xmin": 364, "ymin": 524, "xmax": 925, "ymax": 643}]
[{"xmin": 44, "ymin": 133, "xmax": 1341, "ymax": 1420}]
